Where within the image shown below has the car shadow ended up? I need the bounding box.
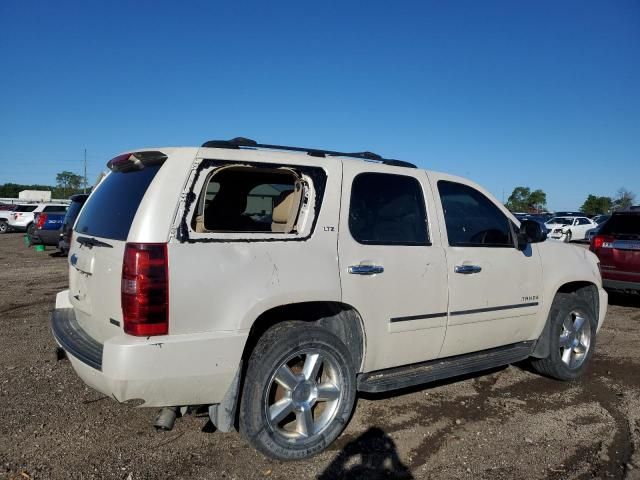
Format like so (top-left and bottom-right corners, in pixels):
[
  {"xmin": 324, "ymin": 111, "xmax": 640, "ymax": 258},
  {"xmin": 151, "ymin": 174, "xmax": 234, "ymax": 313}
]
[
  {"xmin": 318, "ymin": 427, "xmax": 413, "ymax": 480},
  {"xmin": 608, "ymin": 292, "xmax": 640, "ymax": 308}
]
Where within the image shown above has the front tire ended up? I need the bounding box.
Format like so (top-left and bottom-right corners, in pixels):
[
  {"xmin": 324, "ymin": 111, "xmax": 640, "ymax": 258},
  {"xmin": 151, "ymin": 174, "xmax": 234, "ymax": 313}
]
[
  {"xmin": 531, "ymin": 293, "xmax": 596, "ymax": 380},
  {"xmin": 563, "ymin": 230, "xmax": 572, "ymax": 243},
  {"xmin": 239, "ymin": 322, "xmax": 356, "ymax": 460},
  {"xmin": 0, "ymin": 221, "xmax": 7, "ymax": 234}
]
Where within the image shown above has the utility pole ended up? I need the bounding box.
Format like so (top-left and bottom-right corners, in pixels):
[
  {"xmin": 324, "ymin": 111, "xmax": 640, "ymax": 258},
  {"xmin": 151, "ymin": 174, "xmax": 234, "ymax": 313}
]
[{"xmin": 83, "ymin": 148, "xmax": 87, "ymax": 194}]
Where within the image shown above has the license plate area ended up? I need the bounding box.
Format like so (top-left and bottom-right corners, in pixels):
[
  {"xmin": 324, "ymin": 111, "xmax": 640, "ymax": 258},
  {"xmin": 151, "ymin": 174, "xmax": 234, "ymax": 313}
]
[{"xmin": 70, "ymin": 267, "xmax": 93, "ymax": 315}]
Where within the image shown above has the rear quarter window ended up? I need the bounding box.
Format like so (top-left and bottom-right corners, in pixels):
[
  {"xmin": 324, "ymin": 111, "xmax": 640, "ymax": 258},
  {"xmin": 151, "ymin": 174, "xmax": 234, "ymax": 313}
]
[{"xmin": 75, "ymin": 165, "xmax": 161, "ymax": 241}]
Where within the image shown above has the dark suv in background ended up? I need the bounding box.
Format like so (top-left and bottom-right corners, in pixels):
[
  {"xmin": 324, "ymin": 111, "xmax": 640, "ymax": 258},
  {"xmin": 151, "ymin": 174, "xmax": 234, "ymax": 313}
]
[
  {"xmin": 58, "ymin": 194, "xmax": 89, "ymax": 255},
  {"xmin": 590, "ymin": 209, "xmax": 640, "ymax": 295}
]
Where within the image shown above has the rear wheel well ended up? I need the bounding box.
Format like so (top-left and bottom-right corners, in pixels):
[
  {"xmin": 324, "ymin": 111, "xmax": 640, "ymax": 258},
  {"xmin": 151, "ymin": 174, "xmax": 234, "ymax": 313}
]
[
  {"xmin": 218, "ymin": 302, "xmax": 365, "ymax": 432},
  {"xmin": 241, "ymin": 302, "xmax": 365, "ymax": 372}
]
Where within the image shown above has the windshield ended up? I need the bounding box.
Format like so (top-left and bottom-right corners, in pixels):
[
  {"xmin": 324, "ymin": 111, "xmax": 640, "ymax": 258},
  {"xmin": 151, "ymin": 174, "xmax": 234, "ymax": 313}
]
[
  {"xmin": 548, "ymin": 217, "xmax": 573, "ymax": 225},
  {"xmin": 599, "ymin": 214, "xmax": 640, "ymax": 236},
  {"xmin": 63, "ymin": 198, "xmax": 87, "ymax": 226}
]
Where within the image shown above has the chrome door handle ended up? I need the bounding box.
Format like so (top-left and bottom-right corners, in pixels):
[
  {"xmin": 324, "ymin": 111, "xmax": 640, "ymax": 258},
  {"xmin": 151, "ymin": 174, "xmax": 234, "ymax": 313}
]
[
  {"xmin": 348, "ymin": 264, "xmax": 384, "ymax": 275},
  {"xmin": 454, "ymin": 265, "xmax": 482, "ymax": 274}
]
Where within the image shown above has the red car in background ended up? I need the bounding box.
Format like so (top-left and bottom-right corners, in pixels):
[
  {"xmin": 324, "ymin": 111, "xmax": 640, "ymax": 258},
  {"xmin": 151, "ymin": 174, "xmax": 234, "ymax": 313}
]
[{"xmin": 590, "ymin": 209, "xmax": 640, "ymax": 295}]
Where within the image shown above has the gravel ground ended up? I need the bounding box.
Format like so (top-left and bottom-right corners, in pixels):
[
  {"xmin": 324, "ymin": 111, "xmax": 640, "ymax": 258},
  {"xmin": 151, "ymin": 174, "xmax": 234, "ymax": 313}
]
[{"xmin": 1, "ymin": 233, "xmax": 638, "ymax": 480}]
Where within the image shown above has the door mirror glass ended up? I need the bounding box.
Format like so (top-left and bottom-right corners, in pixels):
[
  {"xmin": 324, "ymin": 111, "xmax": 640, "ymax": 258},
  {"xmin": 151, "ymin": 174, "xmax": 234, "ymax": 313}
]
[{"xmin": 518, "ymin": 220, "xmax": 547, "ymax": 248}]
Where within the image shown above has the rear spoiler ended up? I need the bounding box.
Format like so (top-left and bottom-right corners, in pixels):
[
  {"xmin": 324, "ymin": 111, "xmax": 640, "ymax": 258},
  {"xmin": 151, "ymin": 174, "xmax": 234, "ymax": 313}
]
[{"xmin": 107, "ymin": 151, "xmax": 168, "ymax": 172}]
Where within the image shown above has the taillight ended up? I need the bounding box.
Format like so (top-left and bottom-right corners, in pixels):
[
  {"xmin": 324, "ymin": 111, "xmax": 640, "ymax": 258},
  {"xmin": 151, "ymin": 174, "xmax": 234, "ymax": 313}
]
[
  {"xmin": 121, "ymin": 243, "xmax": 169, "ymax": 336},
  {"xmin": 591, "ymin": 234, "xmax": 615, "ymax": 251},
  {"xmin": 36, "ymin": 214, "xmax": 48, "ymax": 229}
]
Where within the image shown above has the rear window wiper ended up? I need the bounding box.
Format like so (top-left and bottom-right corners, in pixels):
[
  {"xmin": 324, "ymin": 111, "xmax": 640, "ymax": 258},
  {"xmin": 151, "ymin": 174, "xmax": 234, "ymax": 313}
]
[{"xmin": 76, "ymin": 236, "xmax": 113, "ymax": 249}]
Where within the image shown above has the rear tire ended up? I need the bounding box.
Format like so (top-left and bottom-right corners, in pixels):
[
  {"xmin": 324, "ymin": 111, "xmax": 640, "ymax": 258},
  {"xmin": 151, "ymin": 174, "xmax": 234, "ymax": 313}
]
[
  {"xmin": 0, "ymin": 221, "xmax": 7, "ymax": 234},
  {"xmin": 531, "ymin": 293, "xmax": 596, "ymax": 381},
  {"xmin": 239, "ymin": 321, "xmax": 356, "ymax": 460},
  {"xmin": 26, "ymin": 223, "xmax": 35, "ymax": 241}
]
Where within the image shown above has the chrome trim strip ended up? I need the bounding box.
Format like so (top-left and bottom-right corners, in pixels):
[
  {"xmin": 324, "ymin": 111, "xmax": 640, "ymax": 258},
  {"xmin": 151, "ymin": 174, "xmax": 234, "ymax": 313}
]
[
  {"xmin": 450, "ymin": 302, "xmax": 539, "ymax": 316},
  {"xmin": 390, "ymin": 312, "xmax": 447, "ymax": 323}
]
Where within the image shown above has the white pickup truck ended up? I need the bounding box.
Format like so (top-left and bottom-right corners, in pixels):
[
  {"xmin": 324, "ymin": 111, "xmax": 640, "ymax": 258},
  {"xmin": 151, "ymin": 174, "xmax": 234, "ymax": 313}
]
[{"xmin": 51, "ymin": 138, "xmax": 606, "ymax": 460}]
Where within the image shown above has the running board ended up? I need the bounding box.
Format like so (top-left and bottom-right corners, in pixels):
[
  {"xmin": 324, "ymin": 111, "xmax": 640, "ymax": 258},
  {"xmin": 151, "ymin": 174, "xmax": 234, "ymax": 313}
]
[{"xmin": 357, "ymin": 341, "xmax": 535, "ymax": 393}]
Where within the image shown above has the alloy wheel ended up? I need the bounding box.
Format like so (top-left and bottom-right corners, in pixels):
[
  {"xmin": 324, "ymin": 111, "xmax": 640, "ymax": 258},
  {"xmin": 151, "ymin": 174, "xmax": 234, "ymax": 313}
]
[
  {"xmin": 264, "ymin": 349, "xmax": 342, "ymax": 441},
  {"xmin": 558, "ymin": 310, "xmax": 591, "ymax": 369}
]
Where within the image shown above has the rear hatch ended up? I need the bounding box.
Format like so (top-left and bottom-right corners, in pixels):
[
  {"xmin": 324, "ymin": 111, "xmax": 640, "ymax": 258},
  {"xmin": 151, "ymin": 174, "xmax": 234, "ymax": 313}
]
[
  {"xmin": 591, "ymin": 212, "xmax": 640, "ymax": 283},
  {"xmin": 68, "ymin": 152, "xmax": 166, "ymax": 343}
]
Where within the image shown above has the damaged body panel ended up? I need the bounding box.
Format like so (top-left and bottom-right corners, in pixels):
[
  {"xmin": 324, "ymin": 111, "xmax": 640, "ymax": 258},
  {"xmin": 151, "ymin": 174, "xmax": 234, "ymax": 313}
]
[{"xmin": 49, "ymin": 140, "xmax": 607, "ymax": 459}]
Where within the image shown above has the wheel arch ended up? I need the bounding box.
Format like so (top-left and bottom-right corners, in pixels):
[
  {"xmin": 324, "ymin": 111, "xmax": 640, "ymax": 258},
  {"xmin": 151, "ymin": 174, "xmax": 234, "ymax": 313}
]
[
  {"xmin": 532, "ymin": 281, "xmax": 599, "ymax": 359},
  {"xmin": 211, "ymin": 301, "xmax": 366, "ymax": 433},
  {"xmin": 241, "ymin": 301, "xmax": 366, "ymax": 372}
]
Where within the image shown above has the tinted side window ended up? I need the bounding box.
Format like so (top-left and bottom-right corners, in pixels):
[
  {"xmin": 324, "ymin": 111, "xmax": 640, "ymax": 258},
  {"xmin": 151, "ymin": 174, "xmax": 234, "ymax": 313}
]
[
  {"xmin": 75, "ymin": 165, "xmax": 161, "ymax": 241},
  {"xmin": 349, "ymin": 173, "xmax": 429, "ymax": 245},
  {"xmin": 16, "ymin": 205, "xmax": 37, "ymax": 212},
  {"xmin": 43, "ymin": 205, "xmax": 67, "ymax": 213},
  {"xmin": 438, "ymin": 181, "xmax": 513, "ymax": 247}
]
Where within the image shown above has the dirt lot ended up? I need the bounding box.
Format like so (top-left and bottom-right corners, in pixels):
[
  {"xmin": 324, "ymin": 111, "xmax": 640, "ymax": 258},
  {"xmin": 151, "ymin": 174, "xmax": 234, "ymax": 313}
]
[{"xmin": 1, "ymin": 233, "xmax": 639, "ymax": 480}]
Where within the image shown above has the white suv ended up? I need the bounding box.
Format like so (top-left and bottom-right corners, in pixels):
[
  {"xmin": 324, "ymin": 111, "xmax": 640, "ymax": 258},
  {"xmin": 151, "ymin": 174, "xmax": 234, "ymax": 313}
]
[
  {"xmin": 0, "ymin": 203, "xmax": 34, "ymax": 233},
  {"xmin": 51, "ymin": 138, "xmax": 607, "ymax": 460}
]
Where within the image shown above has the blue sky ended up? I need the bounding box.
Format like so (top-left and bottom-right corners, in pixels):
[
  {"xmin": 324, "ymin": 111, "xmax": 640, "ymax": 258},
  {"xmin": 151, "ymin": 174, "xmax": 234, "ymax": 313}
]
[{"xmin": 1, "ymin": 0, "xmax": 638, "ymax": 210}]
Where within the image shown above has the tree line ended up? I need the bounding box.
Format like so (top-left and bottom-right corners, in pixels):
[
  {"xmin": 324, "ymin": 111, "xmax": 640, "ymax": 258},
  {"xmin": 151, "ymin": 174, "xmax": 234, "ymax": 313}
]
[
  {"xmin": 505, "ymin": 186, "xmax": 636, "ymax": 215},
  {"xmin": 0, "ymin": 171, "xmax": 85, "ymax": 199}
]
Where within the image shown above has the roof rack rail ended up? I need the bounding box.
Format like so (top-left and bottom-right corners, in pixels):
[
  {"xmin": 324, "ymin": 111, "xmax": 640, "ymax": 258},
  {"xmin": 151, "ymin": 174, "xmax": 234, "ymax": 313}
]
[{"xmin": 200, "ymin": 137, "xmax": 417, "ymax": 169}]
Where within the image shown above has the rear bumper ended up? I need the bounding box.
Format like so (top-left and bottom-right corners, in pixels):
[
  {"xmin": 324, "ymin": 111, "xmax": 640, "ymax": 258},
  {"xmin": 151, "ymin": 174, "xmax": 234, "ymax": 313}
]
[
  {"xmin": 603, "ymin": 278, "xmax": 640, "ymax": 294},
  {"xmin": 51, "ymin": 290, "xmax": 248, "ymax": 407},
  {"xmin": 31, "ymin": 229, "xmax": 60, "ymax": 246}
]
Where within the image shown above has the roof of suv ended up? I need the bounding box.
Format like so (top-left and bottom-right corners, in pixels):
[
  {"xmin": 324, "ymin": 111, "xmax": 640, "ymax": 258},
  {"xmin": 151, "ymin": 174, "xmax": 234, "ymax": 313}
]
[{"xmin": 199, "ymin": 137, "xmax": 418, "ymax": 169}]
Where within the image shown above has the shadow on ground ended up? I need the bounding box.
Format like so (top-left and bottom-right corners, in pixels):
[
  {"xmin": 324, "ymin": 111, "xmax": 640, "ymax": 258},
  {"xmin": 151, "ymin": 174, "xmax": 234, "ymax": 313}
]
[
  {"xmin": 608, "ymin": 292, "xmax": 640, "ymax": 308},
  {"xmin": 318, "ymin": 427, "xmax": 413, "ymax": 480}
]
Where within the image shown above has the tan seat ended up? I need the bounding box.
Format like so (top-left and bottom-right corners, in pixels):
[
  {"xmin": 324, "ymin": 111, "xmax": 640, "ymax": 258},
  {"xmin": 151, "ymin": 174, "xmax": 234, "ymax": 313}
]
[
  {"xmin": 271, "ymin": 184, "xmax": 302, "ymax": 233},
  {"xmin": 195, "ymin": 214, "xmax": 206, "ymax": 233}
]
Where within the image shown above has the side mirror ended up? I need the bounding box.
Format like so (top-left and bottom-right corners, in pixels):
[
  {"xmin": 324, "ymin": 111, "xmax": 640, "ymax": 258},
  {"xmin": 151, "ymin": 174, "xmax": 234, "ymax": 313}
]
[{"xmin": 518, "ymin": 220, "xmax": 547, "ymax": 249}]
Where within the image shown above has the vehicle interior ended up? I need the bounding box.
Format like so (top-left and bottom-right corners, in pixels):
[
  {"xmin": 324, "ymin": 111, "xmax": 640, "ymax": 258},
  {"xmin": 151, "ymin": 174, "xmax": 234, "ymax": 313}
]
[{"xmin": 192, "ymin": 166, "xmax": 303, "ymax": 234}]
